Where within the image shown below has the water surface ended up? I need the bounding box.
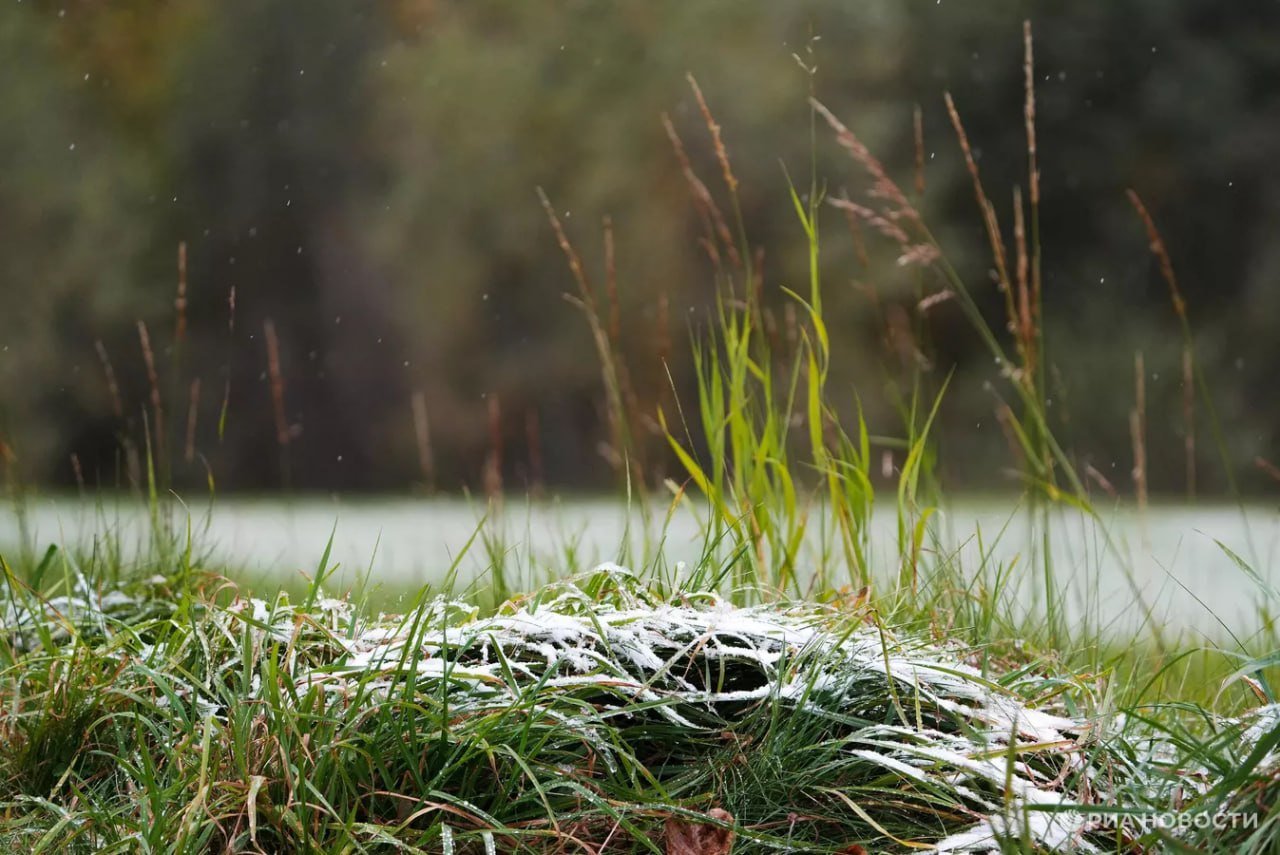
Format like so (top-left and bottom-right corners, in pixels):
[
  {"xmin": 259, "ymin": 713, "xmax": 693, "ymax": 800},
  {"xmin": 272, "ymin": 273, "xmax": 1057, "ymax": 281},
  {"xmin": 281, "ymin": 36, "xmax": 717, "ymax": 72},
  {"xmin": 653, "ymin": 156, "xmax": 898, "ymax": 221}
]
[{"xmin": 2, "ymin": 496, "xmax": 1276, "ymax": 636}]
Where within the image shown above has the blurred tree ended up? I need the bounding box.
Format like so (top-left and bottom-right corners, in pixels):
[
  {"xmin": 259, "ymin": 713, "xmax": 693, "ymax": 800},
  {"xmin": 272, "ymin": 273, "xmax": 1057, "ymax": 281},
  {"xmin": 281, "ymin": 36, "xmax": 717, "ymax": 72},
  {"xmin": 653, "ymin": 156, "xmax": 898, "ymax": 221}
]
[
  {"xmin": 41, "ymin": 0, "xmax": 204, "ymax": 139},
  {"xmin": 365, "ymin": 0, "xmax": 909, "ymax": 489},
  {"xmin": 897, "ymin": 0, "xmax": 1280, "ymax": 493},
  {"xmin": 2, "ymin": 0, "xmax": 1278, "ymax": 495},
  {"xmin": 0, "ymin": 6, "xmax": 151, "ymax": 485},
  {"xmin": 155, "ymin": 0, "xmax": 403, "ymax": 490}
]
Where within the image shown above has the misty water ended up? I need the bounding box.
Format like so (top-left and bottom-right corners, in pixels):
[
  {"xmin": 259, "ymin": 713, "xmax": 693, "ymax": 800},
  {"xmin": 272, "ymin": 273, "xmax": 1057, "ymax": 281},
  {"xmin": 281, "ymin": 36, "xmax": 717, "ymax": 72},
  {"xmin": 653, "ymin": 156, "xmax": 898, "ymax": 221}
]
[{"xmin": 2, "ymin": 497, "xmax": 1277, "ymax": 637}]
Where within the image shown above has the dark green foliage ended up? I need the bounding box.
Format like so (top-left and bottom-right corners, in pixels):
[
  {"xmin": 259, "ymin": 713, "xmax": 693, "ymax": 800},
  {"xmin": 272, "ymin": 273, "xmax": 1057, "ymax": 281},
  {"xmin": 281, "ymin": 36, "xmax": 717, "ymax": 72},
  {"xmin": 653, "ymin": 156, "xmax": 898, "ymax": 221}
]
[{"xmin": 3, "ymin": 2, "xmax": 1279, "ymax": 492}]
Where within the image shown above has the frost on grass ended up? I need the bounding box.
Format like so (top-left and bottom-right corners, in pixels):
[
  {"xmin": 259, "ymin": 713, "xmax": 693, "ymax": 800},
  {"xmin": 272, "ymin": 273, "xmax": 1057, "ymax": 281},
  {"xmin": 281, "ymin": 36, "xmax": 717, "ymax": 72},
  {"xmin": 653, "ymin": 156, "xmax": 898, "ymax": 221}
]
[
  {"xmin": 4, "ymin": 561, "xmax": 1272, "ymax": 852},
  {"xmin": 1, "ymin": 569, "xmax": 164, "ymax": 648},
  {"xmin": 300, "ymin": 563, "xmax": 1101, "ymax": 851}
]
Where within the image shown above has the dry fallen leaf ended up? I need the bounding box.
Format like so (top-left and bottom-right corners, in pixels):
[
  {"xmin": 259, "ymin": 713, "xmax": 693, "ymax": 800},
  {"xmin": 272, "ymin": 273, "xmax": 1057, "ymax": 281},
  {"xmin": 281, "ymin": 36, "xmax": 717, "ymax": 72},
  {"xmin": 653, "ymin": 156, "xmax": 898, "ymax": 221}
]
[{"xmin": 664, "ymin": 807, "xmax": 735, "ymax": 855}]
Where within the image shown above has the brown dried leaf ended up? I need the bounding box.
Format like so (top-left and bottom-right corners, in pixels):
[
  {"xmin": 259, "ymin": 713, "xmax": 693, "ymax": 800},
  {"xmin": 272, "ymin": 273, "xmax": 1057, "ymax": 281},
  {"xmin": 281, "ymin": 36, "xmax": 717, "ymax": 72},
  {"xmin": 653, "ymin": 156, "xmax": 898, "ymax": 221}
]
[{"xmin": 664, "ymin": 808, "xmax": 735, "ymax": 855}]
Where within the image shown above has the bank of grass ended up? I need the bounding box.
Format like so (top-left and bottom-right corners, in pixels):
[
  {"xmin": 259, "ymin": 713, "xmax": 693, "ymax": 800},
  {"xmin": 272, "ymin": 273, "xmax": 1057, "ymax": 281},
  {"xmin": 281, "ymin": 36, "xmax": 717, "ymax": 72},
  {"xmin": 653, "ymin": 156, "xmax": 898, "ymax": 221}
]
[
  {"xmin": 4, "ymin": 25, "xmax": 1280, "ymax": 854},
  {"xmin": 1, "ymin": 509, "xmax": 1279, "ymax": 853}
]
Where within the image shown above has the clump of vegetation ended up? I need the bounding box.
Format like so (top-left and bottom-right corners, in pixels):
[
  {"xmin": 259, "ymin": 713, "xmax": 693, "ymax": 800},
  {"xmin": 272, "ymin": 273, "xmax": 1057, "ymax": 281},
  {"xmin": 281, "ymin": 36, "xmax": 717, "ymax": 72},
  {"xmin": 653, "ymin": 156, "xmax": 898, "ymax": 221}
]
[{"xmin": 1, "ymin": 548, "xmax": 1278, "ymax": 852}]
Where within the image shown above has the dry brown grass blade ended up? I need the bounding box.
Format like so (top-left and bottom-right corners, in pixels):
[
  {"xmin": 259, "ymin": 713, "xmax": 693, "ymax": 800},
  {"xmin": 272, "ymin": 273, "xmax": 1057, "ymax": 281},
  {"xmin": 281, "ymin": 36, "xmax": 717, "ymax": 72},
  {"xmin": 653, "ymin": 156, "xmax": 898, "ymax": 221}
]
[
  {"xmin": 811, "ymin": 98, "xmax": 920, "ymax": 227},
  {"xmin": 1255, "ymin": 456, "xmax": 1280, "ymax": 485},
  {"xmin": 664, "ymin": 808, "xmax": 734, "ymax": 855},
  {"xmin": 69, "ymin": 453, "xmax": 85, "ymax": 492},
  {"xmin": 95, "ymin": 339, "xmax": 124, "ymax": 421},
  {"xmin": 174, "ymin": 241, "xmax": 188, "ymax": 346},
  {"xmin": 184, "ymin": 377, "xmax": 201, "ymax": 464},
  {"xmin": 1126, "ymin": 189, "xmax": 1187, "ymax": 321},
  {"xmin": 538, "ymin": 187, "xmax": 597, "ymax": 309},
  {"xmin": 1024, "ymin": 21, "xmax": 1044, "ymax": 366},
  {"xmin": 1086, "ymin": 463, "xmax": 1119, "ymax": 499},
  {"xmin": 219, "ymin": 285, "xmax": 237, "ymax": 446},
  {"xmin": 656, "ymin": 289, "xmax": 671, "ymax": 366},
  {"xmin": 603, "ymin": 215, "xmax": 621, "ymax": 344},
  {"xmin": 943, "ymin": 93, "xmax": 1014, "ymax": 310},
  {"xmin": 828, "ymin": 196, "xmax": 908, "ymax": 247},
  {"xmin": 1013, "ymin": 186, "xmax": 1035, "ymax": 377},
  {"xmin": 917, "ymin": 289, "xmax": 955, "ymax": 313},
  {"xmin": 541, "ymin": 189, "xmax": 646, "ymax": 489},
  {"xmin": 1023, "ymin": 20, "xmax": 1039, "ymax": 209},
  {"xmin": 1128, "ymin": 189, "xmax": 1205, "ymax": 500},
  {"xmin": 686, "ymin": 74, "xmax": 738, "ymax": 198},
  {"xmin": 1130, "ymin": 351, "xmax": 1148, "ymax": 512},
  {"xmin": 661, "ymin": 112, "xmax": 740, "ymax": 271},
  {"xmin": 1183, "ymin": 346, "xmax": 1196, "ymax": 499},
  {"xmin": 913, "ymin": 103, "xmax": 926, "ymax": 199},
  {"xmin": 411, "ymin": 390, "xmax": 435, "ymax": 492},
  {"xmin": 136, "ymin": 320, "xmax": 165, "ymax": 461},
  {"xmin": 262, "ymin": 319, "xmax": 288, "ymax": 450}
]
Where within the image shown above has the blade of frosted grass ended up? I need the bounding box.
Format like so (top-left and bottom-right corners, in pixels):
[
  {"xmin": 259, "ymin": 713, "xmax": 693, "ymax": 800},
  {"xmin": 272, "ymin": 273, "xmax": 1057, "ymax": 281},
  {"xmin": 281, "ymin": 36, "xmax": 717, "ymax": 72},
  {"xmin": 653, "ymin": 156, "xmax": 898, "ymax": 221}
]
[{"xmin": 303, "ymin": 523, "xmax": 338, "ymax": 611}]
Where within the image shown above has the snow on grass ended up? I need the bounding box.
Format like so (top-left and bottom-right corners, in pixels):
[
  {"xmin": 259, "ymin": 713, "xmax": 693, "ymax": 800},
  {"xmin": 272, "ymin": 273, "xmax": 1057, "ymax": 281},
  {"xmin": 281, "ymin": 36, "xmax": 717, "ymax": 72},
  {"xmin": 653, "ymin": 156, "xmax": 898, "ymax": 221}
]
[
  {"xmin": 3, "ymin": 561, "xmax": 1274, "ymax": 851},
  {"xmin": 280, "ymin": 563, "xmax": 1102, "ymax": 850}
]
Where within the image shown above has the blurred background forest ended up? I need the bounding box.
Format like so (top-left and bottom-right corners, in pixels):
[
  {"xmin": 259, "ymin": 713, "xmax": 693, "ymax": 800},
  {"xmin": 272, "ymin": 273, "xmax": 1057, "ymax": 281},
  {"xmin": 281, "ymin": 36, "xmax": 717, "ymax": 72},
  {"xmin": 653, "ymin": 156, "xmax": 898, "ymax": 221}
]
[{"xmin": 2, "ymin": 0, "xmax": 1278, "ymax": 496}]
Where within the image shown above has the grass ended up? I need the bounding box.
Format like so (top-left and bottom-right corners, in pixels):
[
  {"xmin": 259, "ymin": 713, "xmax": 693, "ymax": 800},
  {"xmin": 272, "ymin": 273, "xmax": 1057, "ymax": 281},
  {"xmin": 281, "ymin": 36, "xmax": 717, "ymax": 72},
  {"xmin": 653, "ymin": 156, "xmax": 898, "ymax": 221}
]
[
  {"xmin": 3, "ymin": 22, "xmax": 1280, "ymax": 853},
  {"xmin": 1, "ymin": 518, "xmax": 1278, "ymax": 852}
]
